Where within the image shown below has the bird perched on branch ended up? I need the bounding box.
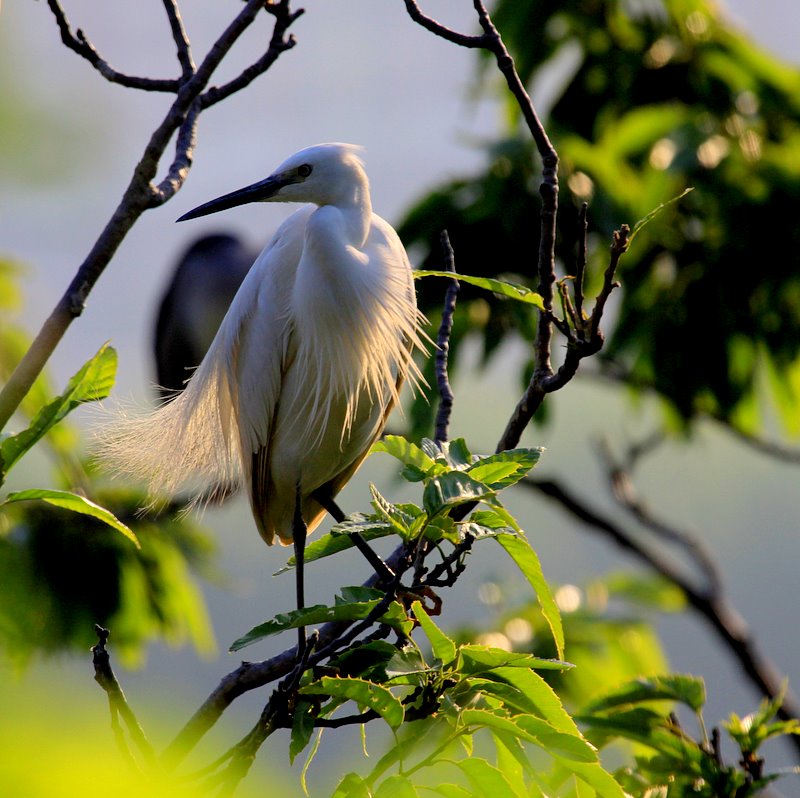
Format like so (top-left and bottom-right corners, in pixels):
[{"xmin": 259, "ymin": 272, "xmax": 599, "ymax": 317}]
[{"xmin": 100, "ymin": 143, "xmax": 426, "ymax": 547}]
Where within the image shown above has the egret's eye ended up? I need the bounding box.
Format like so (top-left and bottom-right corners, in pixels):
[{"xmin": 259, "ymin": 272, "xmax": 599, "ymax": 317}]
[{"xmin": 297, "ymin": 164, "xmax": 313, "ymax": 178}]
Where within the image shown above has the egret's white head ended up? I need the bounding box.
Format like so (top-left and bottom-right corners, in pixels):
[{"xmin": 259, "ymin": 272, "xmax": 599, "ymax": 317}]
[{"xmin": 177, "ymin": 143, "xmax": 369, "ymax": 222}]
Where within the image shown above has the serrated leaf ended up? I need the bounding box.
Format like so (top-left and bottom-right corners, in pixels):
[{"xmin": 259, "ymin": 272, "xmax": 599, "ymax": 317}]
[
  {"xmin": 466, "ymin": 448, "xmax": 542, "ymax": 489},
  {"xmin": 372, "ymin": 435, "xmax": 440, "ymax": 476},
  {"xmin": 459, "ymin": 646, "xmax": 571, "ymax": 674},
  {"xmin": 1, "ymin": 343, "xmax": 116, "ymax": 477},
  {"xmin": 414, "ymin": 270, "xmax": 545, "ymax": 310},
  {"xmin": 412, "ymin": 601, "xmax": 457, "ymax": 665},
  {"xmin": 300, "ymin": 676, "xmax": 404, "ymax": 729},
  {"xmin": 385, "ymin": 648, "xmax": 430, "ymax": 684},
  {"xmin": 514, "ymin": 715, "xmax": 598, "ymax": 762},
  {"xmin": 423, "ymin": 472, "xmax": 495, "ymax": 516},
  {"xmin": 584, "ymin": 674, "xmax": 706, "ymax": 713},
  {"xmin": 491, "ymin": 666, "xmax": 581, "ymax": 737},
  {"xmin": 276, "ymin": 518, "xmax": 394, "ymax": 573},
  {"xmin": 497, "ymin": 533, "xmax": 564, "ymax": 659},
  {"xmin": 3, "ymin": 488, "xmax": 139, "ymax": 547},
  {"xmin": 423, "ymin": 515, "xmax": 461, "ymax": 544},
  {"xmin": 371, "ymin": 484, "xmax": 413, "ymax": 537},
  {"xmin": 230, "ymin": 599, "xmax": 412, "ymax": 651}
]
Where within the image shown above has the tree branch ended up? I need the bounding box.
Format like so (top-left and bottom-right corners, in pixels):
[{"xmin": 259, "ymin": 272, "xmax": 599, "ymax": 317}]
[
  {"xmin": 433, "ymin": 230, "xmax": 459, "ymax": 445},
  {"xmin": 45, "ymin": 0, "xmax": 182, "ymax": 92},
  {"xmin": 162, "ymin": 0, "xmax": 195, "ymax": 78},
  {"xmin": 0, "ymin": 0, "xmax": 302, "ymax": 433},
  {"xmin": 523, "ymin": 475, "xmax": 800, "ymax": 752}
]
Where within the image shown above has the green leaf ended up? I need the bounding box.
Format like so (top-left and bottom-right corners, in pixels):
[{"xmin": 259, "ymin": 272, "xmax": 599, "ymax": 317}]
[
  {"xmin": 1, "ymin": 343, "xmax": 116, "ymax": 477},
  {"xmin": 459, "ymin": 646, "xmax": 571, "ymax": 674},
  {"xmin": 230, "ymin": 598, "xmax": 412, "ymax": 651},
  {"xmin": 300, "ymin": 676, "xmax": 404, "ymax": 729},
  {"xmin": 277, "ymin": 517, "xmax": 393, "ymax": 573},
  {"xmin": 374, "ymin": 775, "xmax": 419, "ymax": 798},
  {"xmin": 372, "ymin": 435, "xmax": 440, "ymax": 477},
  {"xmin": 414, "ymin": 270, "xmax": 545, "ymax": 311},
  {"xmin": 423, "ymin": 472, "xmax": 495, "ymax": 516},
  {"xmin": 456, "ymin": 757, "xmax": 524, "ymax": 798},
  {"xmin": 496, "ymin": 533, "xmax": 564, "ymax": 659},
  {"xmin": 412, "ymin": 601, "xmax": 457, "ymax": 664},
  {"xmin": 491, "ymin": 666, "xmax": 581, "ymax": 737},
  {"xmin": 584, "ymin": 674, "xmax": 706, "ymax": 713},
  {"xmin": 331, "ymin": 772, "xmax": 372, "ymax": 798},
  {"xmin": 466, "ymin": 448, "xmax": 542, "ymax": 489},
  {"xmin": 290, "ymin": 699, "xmax": 316, "ymax": 764},
  {"xmin": 513, "ymin": 715, "xmax": 598, "ymax": 762},
  {"xmin": 371, "ymin": 484, "xmax": 414, "ymax": 538},
  {"xmin": 3, "ymin": 488, "xmax": 139, "ymax": 547},
  {"xmin": 555, "ymin": 761, "xmax": 627, "ymax": 798}
]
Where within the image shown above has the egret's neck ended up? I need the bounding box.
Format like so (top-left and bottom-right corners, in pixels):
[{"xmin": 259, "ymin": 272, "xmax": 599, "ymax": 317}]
[{"xmin": 319, "ymin": 165, "xmax": 372, "ymax": 248}]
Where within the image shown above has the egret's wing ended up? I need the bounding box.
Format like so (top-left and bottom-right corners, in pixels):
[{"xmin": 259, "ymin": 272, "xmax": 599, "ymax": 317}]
[{"xmin": 224, "ymin": 208, "xmax": 312, "ymax": 543}]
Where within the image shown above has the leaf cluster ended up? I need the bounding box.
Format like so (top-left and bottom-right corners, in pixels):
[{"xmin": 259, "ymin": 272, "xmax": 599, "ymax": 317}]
[
  {"xmin": 0, "ymin": 285, "xmax": 215, "ymax": 667},
  {"xmin": 400, "ymin": 0, "xmax": 800, "ymax": 434}
]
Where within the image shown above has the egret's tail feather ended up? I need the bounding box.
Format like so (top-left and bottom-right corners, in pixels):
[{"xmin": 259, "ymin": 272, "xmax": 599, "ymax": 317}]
[{"xmin": 94, "ymin": 358, "xmax": 240, "ymax": 503}]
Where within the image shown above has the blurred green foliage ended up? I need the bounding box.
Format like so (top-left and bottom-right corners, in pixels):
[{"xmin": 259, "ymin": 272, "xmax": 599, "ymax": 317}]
[
  {"xmin": 401, "ymin": 0, "xmax": 800, "ymax": 435},
  {"xmin": 0, "ymin": 260, "xmax": 216, "ymax": 668}
]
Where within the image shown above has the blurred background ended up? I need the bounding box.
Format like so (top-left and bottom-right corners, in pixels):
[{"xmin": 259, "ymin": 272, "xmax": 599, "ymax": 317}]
[{"xmin": 2, "ymin": 1, "xmax": 800, "ymax": 794}]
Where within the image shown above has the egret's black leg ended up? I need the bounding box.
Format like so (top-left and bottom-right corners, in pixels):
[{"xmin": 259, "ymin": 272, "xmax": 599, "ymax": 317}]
[
  {"xmin": 292, "ymin": 483, "xmax": 307, "ymax": 656},
  {"xmin": 311, "ymin": 487, "xmax": 395, "ymax": 583}
]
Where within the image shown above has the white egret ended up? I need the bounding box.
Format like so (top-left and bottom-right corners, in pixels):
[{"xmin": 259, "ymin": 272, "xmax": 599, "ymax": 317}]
[{"xmin": 100, "ymin": 143, "xmax": 426, "ymax": 549}]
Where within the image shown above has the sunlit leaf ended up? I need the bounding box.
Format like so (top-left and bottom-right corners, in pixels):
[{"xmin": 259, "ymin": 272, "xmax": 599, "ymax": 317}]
[
  {"xmin": 423, "ymin": 472, "xmax": 495, "ymax": 516},
  {"xmin": 0, "ymin": 343, "xmax": 116, "ymax": 478},
  {"xmin": 230, "ymin": 598, "xmax": 412, "ymax": 651},
  {"xmin": 584, "ymin": 674, "xmax": 706, "ymax": 713},
  {"xmin": 456, "ymin": 757, "xmax": 524, "ymax": 798},
  {"xmin": 374, "ymin": 774, "xmax": 420, "ymax": 798},
  {"xmin": 466, "ymin": 448, "xmax": 542, "ymax": 489},
  {"xmin": 300, "ymin": 676, "xmax": 404, "ymax": 729},
  {"xmin": 459, "ymin": 646, "xmax": 571, "ymax": 674},
  {"xmin": 412, "ymin": 601, "xmax": 457, "ymax": 665},
  {"xmin": 497, "ymin": 533, "xmax": 564, "ymax": 659},
  {"xmin": 3, "ymin": 488, "xmax": 139, "ymax": 547},
  {"xmin": 491, "ymin": 666, "xmax": 581, "ymax": 736},
  {"xmin": 331, "ymin": 772, "xmax": 371, "ymax": 798},
  {"xmin": 414, "ymin": 270, "xmax": 545, "ymax": 310},
  {"xmin": 372, "ymin": 435, "xmax": 440, "ymax": 477},
  {"xmin": 277, "ymin": 517, "xmax": 394, "ymax": 573}
]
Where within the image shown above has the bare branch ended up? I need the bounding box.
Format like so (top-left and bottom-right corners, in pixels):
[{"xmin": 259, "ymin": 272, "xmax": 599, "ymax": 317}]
[
  {"xmin": 200, "ymin": 3, "xmax": 305, "ymax": 109},
  {"xmin": 162, "ymin": 0, "xmax": 195, "ymax": 78},
  {"xmin": 434, "ymin": 230, "xmax": 459, "ymax": 445},
  {"xmin": 92, "ymin": 625, "xmax": 157, "ymax": 768},
  {"xmin": 0, "ymin": 0, "xmax": 302, "ymax": 432},
  {"xmin": 45, "ymin": 0, "xmax": 182, "ymax": 92},
  {"xmin": 523, "ymin": 475, "xmax": 800, "ymax": 750}
]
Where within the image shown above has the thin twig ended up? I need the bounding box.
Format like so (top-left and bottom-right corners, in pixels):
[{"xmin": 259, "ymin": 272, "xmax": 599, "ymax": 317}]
[
  {"xmin": 92, "ymin": 626, "xmax": 157, "ymax": 768},
  {"xmin": 434, "ymin": 230, "xmax": 459, "ymax": 445},
  {"xmin": 162, "ymin": 0, "xmax": 195, "ymax": 78},
  {"xmin": 45, "ymin": 0, "xmax": 181, "ymax": 92}
]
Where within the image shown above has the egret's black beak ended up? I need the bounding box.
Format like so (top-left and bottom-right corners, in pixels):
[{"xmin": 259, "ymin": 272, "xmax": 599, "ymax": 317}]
[{"xmin": 177, "ymin": 173, "xmax": 293, "ymax": 222}]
